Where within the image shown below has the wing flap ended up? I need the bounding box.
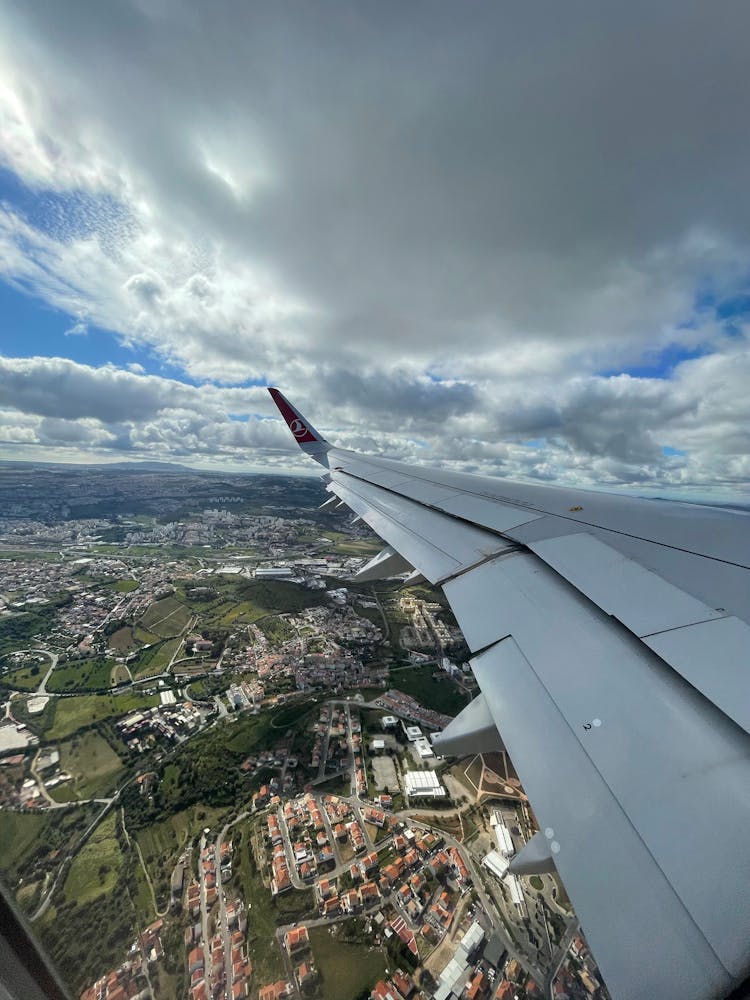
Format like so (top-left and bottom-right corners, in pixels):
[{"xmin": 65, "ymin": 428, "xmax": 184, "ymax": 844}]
[
  {"xmin": 471, "ymin": 636, "xmax": 732, "ymax": 1000},
  {"xmin": 444, "ymin": 552, "xmax": 750, "ymax": 985},
  {"xmin": 329, "ymin": 472, "xmax": 513, "ymax": 584},
  {"xmin": 529, "ymin": 531, "xmax": 726, "ymax": 636},
  {"xmin": 528, "ymin": 532, "xmax": 750, "ymax": 736}
]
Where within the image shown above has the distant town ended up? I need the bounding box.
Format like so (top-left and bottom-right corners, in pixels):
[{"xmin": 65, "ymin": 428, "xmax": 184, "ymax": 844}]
[{"xmin": 0, "ymin": 463, "xmax": 609, "ymax": 1000}]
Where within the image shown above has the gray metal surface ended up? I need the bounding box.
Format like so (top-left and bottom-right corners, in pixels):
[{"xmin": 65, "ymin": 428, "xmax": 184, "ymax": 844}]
[
  {"xmin": 431, "ymin": 694, "xmax": 503, "ymax": 756},
  {"xmin": 507, "ymin": 831, "xmax": 556, "ymax": 876},
  {"xmin": 447, "ymin": 553, "xmax": 750, "ymax": 987},
  {"xmin": 508, "ymin": 516, "xmax": 750, "ymax": 627},
  {"xmin": 329, "ymin": 473, "xmax": 511, "ymax": 583},
  {"xmin": 351, "ymin": 545, "xmax": 414, "ymax": 582},
  {"xmin": 472, "ymin": 637, "xmax": 734, "ymax": 1000},
  {"xmin": 644, "ymin": 616, "xmax": 750, "ymax": 736},
  {"xmin": 530, "ymin": 531, "xmax": 726, "ymax": 636}
]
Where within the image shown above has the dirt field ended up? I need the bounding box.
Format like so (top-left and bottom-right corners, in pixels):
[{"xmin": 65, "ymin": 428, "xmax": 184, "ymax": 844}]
[{"xmin": 371, "ymin": 755, "xmax": 398, "ymax": 791}]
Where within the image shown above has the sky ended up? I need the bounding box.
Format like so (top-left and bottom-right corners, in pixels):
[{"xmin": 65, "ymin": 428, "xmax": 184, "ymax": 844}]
[{"xmin": 0, "ymin": 1, "xmax": 749, "ymax": 497}]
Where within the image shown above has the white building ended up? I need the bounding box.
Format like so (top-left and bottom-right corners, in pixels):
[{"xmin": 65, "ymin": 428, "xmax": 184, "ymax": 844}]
[
  {"xmin": 403, "ymin": 770, "xmax": 446, "ymax": 798},
  {"xmin": 482, "ymin": 850, "xmax": 509, "ymax": 880},
  {"xmin": 255, "ymin": 566, "xmax": 294, "ymax": 579},
  {"xmin": 493, "ymin": 820, "xmax": 514, "ymax": 857},
  {"xmin": 414, "ymin": 737, "xmax": 434, "ymax": 759},
  {"xmin": 506, "ymin": 874, "xmax": 526, "ymax": 912},
  {"xmin": 402, "ymin": 723, "xmax": 423, "ymax": 741}
]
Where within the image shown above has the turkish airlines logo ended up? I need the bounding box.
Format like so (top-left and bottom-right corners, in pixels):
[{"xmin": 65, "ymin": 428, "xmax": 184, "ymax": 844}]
[{"xmin": 290, "ymin": 418, "xmax": 309, "ymax": 439}]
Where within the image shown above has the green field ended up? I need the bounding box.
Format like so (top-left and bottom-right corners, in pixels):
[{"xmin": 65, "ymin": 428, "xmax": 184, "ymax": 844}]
[
  {"xmin": 133, "ymin": 624, "xmax": 161, "ymax": 644},
  {"xmin": 131, "ymin": 637, "xmax": 181, "ymax": 678},
  {"xmin": 0, "ymin": 549, "xmax": 60, "ymax": 561},
  {"xmin": 232, "ymin": 823, "xmax": 286, "ymax": 985},
  {"xmin": 42, "ymin": 691, "xmax": 160, "ymax": 740},
  {"xmin": 0, "ymin": 806, "xmax": 98, "ymax": 885},
  {"xmin": 52, "ymin": 730, "xmax": 126, "ymax": 801},
  {"xmin": 108, "ymin": 626, "xmax": 140, "ymax": 652},
  {"xmin": 389, "ymin": 663, "xmax": 469, "ymax": 717},
  {"xmin": 15, "ymin": 879, "xmax": 42, "ymax": 914},
  {"xmin": 0, "ymin": 810, "xmax": 49, "ymax": 882},
  {"xmin": 308, "ymin": 925, "xmax": 388, "ymax": 1000},
  {"xmin": 1, "ymin": 661, "xmax": 45, "ymax": 689},
  {"xmin": 64, "ymin": 812, "xmax": 123, "ymax": 905},
  {"xmin": 317, "ymin": 530, "xmax": 382, "ymax": 557},
  {"xmin": 257, "ymin": 615, "xmax": 294, "ymax": 645},
  {"xmin": 139, "ymin": 597, "xmax": 192, "ymax": 638},
  {"xmin": 47, "ymin": 657, "xmax": 117, "ymax": 693},
  {"xmin": 132, "ymin": 854, "xmax": 155, "ymax": 924},
  {"xmin": 108, "ymin": 579, "xmax": 140, "ymax": 593}
]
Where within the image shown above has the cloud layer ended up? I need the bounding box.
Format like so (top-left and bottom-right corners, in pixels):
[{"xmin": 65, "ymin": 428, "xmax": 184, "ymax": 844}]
[{"xmin": 0, "ymin": 2, "xmax": 749, "ymax": 495}]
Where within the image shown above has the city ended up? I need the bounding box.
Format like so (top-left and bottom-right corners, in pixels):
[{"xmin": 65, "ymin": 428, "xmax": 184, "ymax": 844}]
[{"xmin": 0, "ymin": 464, "xmax": 608, "ymax": 1000}]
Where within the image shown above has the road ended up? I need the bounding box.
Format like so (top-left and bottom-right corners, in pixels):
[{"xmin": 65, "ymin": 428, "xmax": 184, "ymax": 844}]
[
  {"xmin": 198, "ymin": 833, "xmax": 213, "ymax": 991},
  {"xmin": 543, "ymin": 919, "xmax": 580, "ymax": 1000},
  {"xmin": 369, "ymin": 587, "xmax": 390, "ymax": 644},
  {"xmin": 214, "ymin": 822, "xmax": 233, "ymax": 1000},
  {"xmin": 34, "ymin": 649, "xmax": 59, "ymax": 695}
]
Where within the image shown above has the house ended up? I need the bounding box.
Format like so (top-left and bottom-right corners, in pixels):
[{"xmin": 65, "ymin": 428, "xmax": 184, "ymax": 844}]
[
  {"xmin": 465, "ymin": 970, "xmax": 488, "ymax": 999},
  {"xmin": 258, "ymin": 981, "xmax": 293, "ymax": 1000},
  {"xmin": 371, "ymin": 982, "xmax": 405, "ymax": 1000},
  {"xmin": 299, "ymin": 861, "xmax": 315, "ymax": 882},
  {"xmin": 382, "ymin": 860, "xmax": 404, "ymax": 884},
  {"xmin": 322, "ymin": 895, "xmax": 341, "ymax": 917},
  {"xmin": 362, "ymin": 851, "xmax": 379, "ymax": 874},
  {"xmin": 297, "ymin": 961, "xmax": 316, "ymax": 989},
  {"xmin": 364, "ymin": 807, "xmax": 386, "ymax": 827},
  {"xmin": 360, "ymin": 881, "xmax": 380, "ymax": 907},
  {"xmin": 391, "ymin": 970, "xmax": 414, "ymax": 997},
  {"xmin": 318, "ymin": 878, "xmax": 334, "ymax": 900},
  {"xmin": 284, "ymin": 926, "xmax": 310, "ymax": 954},
  {"xmin": 342, "ymin": 888, "xmax": 360, "ymax": 913},
  {"xmin": 403, "ymin": 848, "xmax": 419, "ymax": 869}
]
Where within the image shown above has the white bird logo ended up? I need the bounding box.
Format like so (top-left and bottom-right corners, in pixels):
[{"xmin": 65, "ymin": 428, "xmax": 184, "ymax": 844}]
[{"xmin": 290, "ymin": 418, "xmax": 308, "ymax": 438}]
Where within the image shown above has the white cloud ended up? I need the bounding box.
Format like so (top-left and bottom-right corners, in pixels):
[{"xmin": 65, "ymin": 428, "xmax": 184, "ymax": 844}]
[{"xmin": 0, "ymin": 4, "xmax": 749, "ymax": 495}]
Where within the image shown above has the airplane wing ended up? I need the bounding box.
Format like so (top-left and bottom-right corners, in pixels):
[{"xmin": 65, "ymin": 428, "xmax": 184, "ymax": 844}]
[{"xmin": 268, "ymin": 388, "xmax": 750, "ymax": 1000}]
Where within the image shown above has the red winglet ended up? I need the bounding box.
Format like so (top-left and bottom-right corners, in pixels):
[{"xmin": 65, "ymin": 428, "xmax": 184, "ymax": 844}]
[{"xmin": 268, "ymin": 388, "xmax": 321, "ymax": 445}]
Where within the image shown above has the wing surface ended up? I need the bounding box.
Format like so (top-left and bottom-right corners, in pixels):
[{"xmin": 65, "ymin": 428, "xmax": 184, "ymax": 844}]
[{"xmin": 268, "ymin": 389, "xmax": 750, "ymax": 1000}]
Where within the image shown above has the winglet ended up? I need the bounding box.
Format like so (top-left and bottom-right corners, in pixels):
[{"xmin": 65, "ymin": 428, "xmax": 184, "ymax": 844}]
[{"xmin": 268, "ymin": 387, "xmax": 330, "ymax": 460}]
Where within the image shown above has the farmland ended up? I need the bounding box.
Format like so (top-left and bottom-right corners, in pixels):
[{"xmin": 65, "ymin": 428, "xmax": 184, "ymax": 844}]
[
  {"xmin": 52, "ymin": 730, "xmax": 126, "ymax": 801},
  {"xmin": 42, "ymin": 691, "xmax": 160, "ymax": 740},
  {"xmin": 139, "ymin": 596, "xmax": 192, "ymax": 638},
  {"xmin": 64, "ymin": 812, "xmax": 123, "ymax": 905},
  {"xmin": 47, "ymin": 656, "xmax": 117, "ymax": 693},
  {"xmin": 308, "ymin": 924, "xmax": 388, "ymax": 1000}
]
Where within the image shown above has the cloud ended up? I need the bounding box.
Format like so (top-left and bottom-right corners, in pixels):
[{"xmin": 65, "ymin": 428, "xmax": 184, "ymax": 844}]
[{"xmin": 0, "ymin": 3, "xmax": 749, "ymax": 494}]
